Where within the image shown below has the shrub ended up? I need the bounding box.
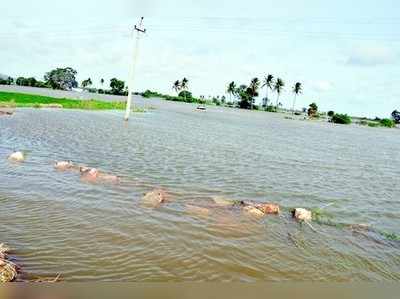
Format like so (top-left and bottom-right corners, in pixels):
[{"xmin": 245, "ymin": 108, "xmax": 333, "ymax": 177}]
[
  {"xmin": 266, "ymin": 105, "xmax": 277, "ymax": 112},
  {"xmin": 212, "ymin": 97, "xmax": 221, "ymax": 106},
  {"xmin": 178, "ymin": 90, "xmax": 192, "ymax": 99},
  {"xmin": 368, "ymin": 122, "xmax": 380, "ymax": 128},
  {"xmin": 0, "ymin": 77, "xmax": 13, "ymax": 85},
  {"xmin": 327, "ymin": 111, "xmax": 335, "ymax": 117},
  {"xmin": 331, "ymin": 113, "xmax": 352, "ymax": 124},
  {"xmin": 308, "ymin": 102, "xmax": 318, "ymax": 117},
  {"xmin": 142, "ymin": 90, "xmax": 153, "ymax": 98},
  {"xmin": 379, "ymin": 118, "xmax": 395, "ymax": 128},
  {"xmin": 142, "ymin": 90, "xmax": 165, "ymax": 98}
]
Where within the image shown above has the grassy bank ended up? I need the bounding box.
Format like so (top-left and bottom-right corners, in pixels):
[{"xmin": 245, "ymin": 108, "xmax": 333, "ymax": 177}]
[{"xmin": 0, "ymin": 91, "xmax": 128, "ymax": 110}]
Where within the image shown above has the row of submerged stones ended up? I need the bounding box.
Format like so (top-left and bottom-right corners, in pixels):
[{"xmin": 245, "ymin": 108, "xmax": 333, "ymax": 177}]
[
  {"xmin": 5, "ymin": 151, "xmax": 375, "ymax": 283},
  {"xmin": 8, "ymin": 152, "xmax": 315, "ymax": 222},
  {"xmin": 9, "ymin": 153, "xmax": 392, "ymax": 233}
]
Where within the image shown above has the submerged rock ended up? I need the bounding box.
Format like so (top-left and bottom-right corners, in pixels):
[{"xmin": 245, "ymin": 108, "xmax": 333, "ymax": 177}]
[
  {"xmin": 142, "ymin": 189, "xmax": 168, "ymax": 208},
  {"xmin": 212, "ymin": 196, "xmax": 236, "ymax": 207},
  {"xmin": 54, "ymin": 161, "xmax": 74, "ymax": 171},
  {"xmin": 80, "ymin": 167, "xmax": 99, "ymax": 182},
  {"xmin": 243, "ymin": 206, "xmax": 265, "ymax": 218},
  {"xmin": 292, "ymin": 208, "xmax": 312, "ymax": 222},
  {"xmin": 79, "ymin": 167, "xmax": 119, "ymax": 184},
  {"xmin": 8, "ymin": 152, "xmax": 25, "ymax": 162},
  {"xmin": 186, "ymin": 205, "xmax": 210, "ymax": 218},
  {"xmin": 0, "ymin": 243, "xmax": 17, "ymax": 283},
  {"xmin": 255, "ymin": 203, "xmax": 280, "ymax": 215},
  {"xmin": 98, "ymin": 173, "xmax": 120, "ymax": 183}
]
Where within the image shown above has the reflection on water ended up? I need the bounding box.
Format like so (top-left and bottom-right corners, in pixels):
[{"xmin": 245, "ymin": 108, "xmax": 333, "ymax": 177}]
[{"xmin": 1, "ymin": 100, "xmax": 400, "ymax": 281}]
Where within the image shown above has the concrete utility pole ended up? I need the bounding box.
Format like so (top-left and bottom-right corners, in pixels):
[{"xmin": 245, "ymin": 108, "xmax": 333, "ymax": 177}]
[{"xmin": 124, "ymin": 17, "xmax": 146, "ymax": 121}]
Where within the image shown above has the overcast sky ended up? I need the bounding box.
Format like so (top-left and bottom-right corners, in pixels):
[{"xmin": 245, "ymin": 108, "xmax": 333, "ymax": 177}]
[{"xmin": 1, "ymin": 0, "xmax": 399, "ymax": 117}]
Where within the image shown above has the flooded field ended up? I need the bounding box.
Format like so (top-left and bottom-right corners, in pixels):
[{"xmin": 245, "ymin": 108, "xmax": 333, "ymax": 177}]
[{"xmin": 1, "ymin": 100, "xmax": 400, "ymax": 281}]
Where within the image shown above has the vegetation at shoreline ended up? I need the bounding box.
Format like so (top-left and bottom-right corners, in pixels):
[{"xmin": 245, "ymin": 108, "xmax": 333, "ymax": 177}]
[
  {"xmin": 0, "ymin": 91, "xmax": 129, "ymax": 110},
  {"xmin": 355, "ymin": 117, "xmax": 396, "ymax": 128},
  {"xmin": 331, "ymin": 113, "xmax": 352, "ymax": 124},
  {"xmin": 1, "ymin": 66, "xmax": 398, "ymax": 126}
]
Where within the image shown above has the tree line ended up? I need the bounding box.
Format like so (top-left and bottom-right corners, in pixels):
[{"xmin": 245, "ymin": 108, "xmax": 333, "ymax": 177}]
[
  {"xmin": 1, "ymin": 67, "xmax": 398, "ymax": 126},
  {"xmin": 0, "ymin": 67, "xmax": 130, "ymax": 96},
  {"xmin": 226, "ymin": 75, "xmax": 302, "ymax": 114}
]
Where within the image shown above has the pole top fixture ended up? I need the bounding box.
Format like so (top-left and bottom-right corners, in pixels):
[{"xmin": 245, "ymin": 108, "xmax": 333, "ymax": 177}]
[{"xmin": 134, "ymin": 17, "xmax": 146, "ymax": 33}]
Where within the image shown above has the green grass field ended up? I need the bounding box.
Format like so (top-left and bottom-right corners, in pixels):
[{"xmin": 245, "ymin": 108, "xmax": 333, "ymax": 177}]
[{"xmin": 0, "ymin": 91, "xmax": 128, "ymax": 110}]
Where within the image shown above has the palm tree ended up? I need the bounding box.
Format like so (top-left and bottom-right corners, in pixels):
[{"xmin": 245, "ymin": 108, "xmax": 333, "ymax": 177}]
[
  {"xmin": 172, "ymin": 80, "xmax": 181, "ymax": 94},
  {"xmin": 262, "ymin": 74, "xmax": 274, "ymax": 107},
  {"xmin": 292, "ymin": 82, "xmax": 303, "ymax": 115},
  {"xmin": 248, "ymin": 77, "xmax": 260, "ymax": 110},
  {"xmin": 274, "ymin": 78, "xmax": 285, "ymax": 111},
  {"xmin": 181, "ymin": 77, "xmax": 189, "ymax": 101},
  {"xmin": 181, "ymin": 77, "xmax": 189, "ymax": 89},
  {"xmin": 100, "ymin": 78, "xmax": 104, "ymax": 86},
  {"xmin": 227, "ymin": 81, "xmax": 237, "ymax": 103}
]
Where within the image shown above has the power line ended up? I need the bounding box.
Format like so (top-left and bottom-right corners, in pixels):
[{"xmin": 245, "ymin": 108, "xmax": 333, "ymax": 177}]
[{"xmin": 0, "ymin": 17, "xmax": 399, "ymax": 42}]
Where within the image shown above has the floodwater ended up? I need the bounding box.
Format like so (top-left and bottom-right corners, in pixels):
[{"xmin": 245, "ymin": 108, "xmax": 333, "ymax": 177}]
[{"xmin": 1, "ymin": 100, "xmax": 400, "ymax": 282}]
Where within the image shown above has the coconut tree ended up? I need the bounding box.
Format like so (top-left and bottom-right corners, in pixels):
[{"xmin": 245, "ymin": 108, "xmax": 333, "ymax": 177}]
[
  {"xmin": 172, "ymin": 80, "xmax": 181, "ymax": 95},
  {"xmin": 227, "ymin": 81, "xmax": 237, "ymax": 103},
  {"xmin": 181, "ymin": 77, "xmax": 189, "ymax": 101},
  {"xmin": 248, "ymin": 77, "xmax": 260, "ymax": 110},
  {"xmin": 292, "ymin": 82, "xmax": 303, "ymax": 115},
  {"xmin": 262, "ymin": 74, "xmax": 274, "ymax": 107},
  {"xmin": 274, "ymin": 78, "xmax": 285, "ymax": 111},
  {"xmin": 100, "ymin": 78, "xmax": 104, "ymax": 86}
]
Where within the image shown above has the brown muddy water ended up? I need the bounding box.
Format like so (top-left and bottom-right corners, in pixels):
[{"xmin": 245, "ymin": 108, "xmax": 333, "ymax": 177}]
[{"xmin": 1, "ymin": 101, "xmax": 400, "ymax": 282}]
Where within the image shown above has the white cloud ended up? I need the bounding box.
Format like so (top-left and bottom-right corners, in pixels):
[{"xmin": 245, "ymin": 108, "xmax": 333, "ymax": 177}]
[{"xmin": 346, "ymin": 46, "xmax": 397, "ymax": 67}]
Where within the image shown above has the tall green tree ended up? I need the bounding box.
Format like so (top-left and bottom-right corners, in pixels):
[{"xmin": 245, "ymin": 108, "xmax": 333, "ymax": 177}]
[
  {"xmin": 44, "ymin": 67, "xmax": 78, "ymax": 90},
  {"xmin": 227, "ymin": 81, "xmax": 237, "ymax": 103},
  {"xmin": 181, "ymin": 78, "xmax": 189, "ymax": 101},
  {"xmin": 262, "ymin": 74, "xmax": 274, "ymax": 107},
  {"xmin": 274, "ymin": 78, "xmax": 285, "ymax": 110},
  {"xmin": 292, "ymin": 82, "xmax": 303, "ymax": 115},
  {"xmin": 109, "ymin": 78, "xmax": 125, "ymax": 95},
  {"xmin": 100, "ymin": 78, "xmax": 105, "ymax": 86},
  {"xmin": 236, "ymin": 84, "xmax": 253, "ymax": 109},
  {"xmin": 248, "ymin": 77, "xmax": 260, "ymax": 110}
]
